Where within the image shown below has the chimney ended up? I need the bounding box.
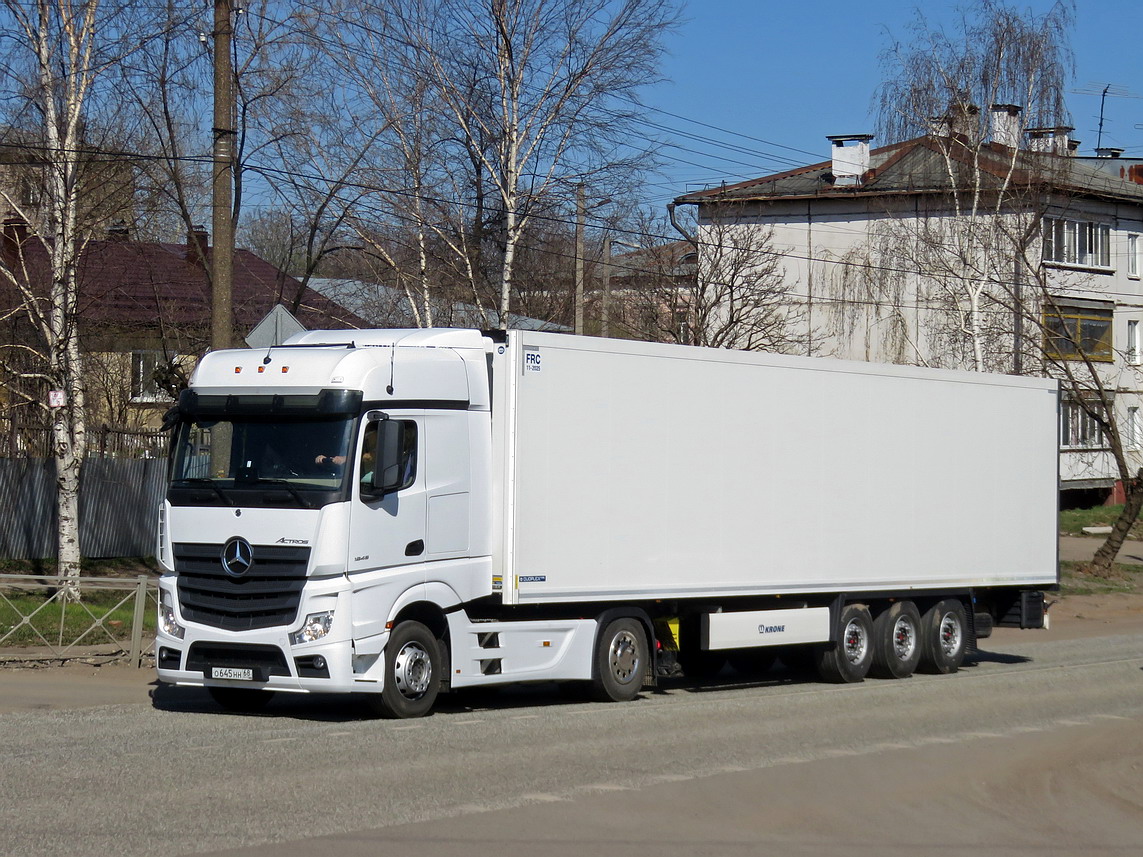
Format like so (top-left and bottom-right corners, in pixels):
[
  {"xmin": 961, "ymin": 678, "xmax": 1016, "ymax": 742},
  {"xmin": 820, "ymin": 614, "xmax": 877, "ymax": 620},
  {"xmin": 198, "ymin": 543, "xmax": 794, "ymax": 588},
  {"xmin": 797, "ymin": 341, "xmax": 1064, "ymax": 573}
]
[
  {"xmin": 826, "ymin": 135, "xmax": 874, "ymax": 186},
  {"xmin": 1027, "ymin": 126, "xmax": 1074, "ymax": 155},
  {"xmin": 1096, "ymin": 147, "xmax": 1124, "ymax": 159},
  {"xmin": 107, "ymin": 219, "xmax": 130, "ymax": 241},
  {"xmin": 989, "ymin": 104, "xmax": 1022, "ymax": 149},
  {"xmin": 187, "ymin": 225, "xmax": 209, "ymax": 264}
]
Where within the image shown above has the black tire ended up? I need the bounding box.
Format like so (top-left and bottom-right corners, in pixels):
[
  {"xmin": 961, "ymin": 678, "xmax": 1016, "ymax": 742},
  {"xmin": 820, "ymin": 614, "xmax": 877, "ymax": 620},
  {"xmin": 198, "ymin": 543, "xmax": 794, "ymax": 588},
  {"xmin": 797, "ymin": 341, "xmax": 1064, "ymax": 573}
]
[
  {"xmin": 207, "ymin": 686, "xmax": 275, "ymax": 712},
  {"xmin": 369, "ymin": 620, "xmax": 443, "ymax": 718},
  {"xmin": 870, "ymin": 601, "xmax": 922, "ymax": 679},
  {"xmin": 727, "ymin": 648, "xmax": 778, "ymax": 677},
  {"xmin": 592, "ymin": 618, "xmax": 648, "ymax": 702},
  {"xmin": 918, "ymin": 599, "xmax": 968, "ymax": 675},
  {"xmin": 816, "ymin": 603, "xmax": 874, "ymax": 684}
]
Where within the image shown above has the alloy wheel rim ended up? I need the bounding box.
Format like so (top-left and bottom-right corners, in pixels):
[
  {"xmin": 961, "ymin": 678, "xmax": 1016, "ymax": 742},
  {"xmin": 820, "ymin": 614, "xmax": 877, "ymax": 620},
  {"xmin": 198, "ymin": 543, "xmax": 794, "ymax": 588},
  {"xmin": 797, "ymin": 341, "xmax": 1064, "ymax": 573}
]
[
  {"xmin": 394, "ymin": 642, "xmax": 432, "ymax": 699},
  {"xmin": 609, "ymin": 631, "xmax": 640, "ymax": 684}
]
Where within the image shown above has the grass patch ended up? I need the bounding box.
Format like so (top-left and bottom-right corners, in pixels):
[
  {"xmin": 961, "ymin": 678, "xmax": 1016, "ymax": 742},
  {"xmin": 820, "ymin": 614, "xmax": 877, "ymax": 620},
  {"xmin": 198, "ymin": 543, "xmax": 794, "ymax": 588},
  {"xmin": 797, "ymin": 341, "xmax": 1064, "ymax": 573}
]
[
  {"xmin": 0, "ymin": 581, "xmax": 157, "ymax": 648},
  {"xmin": 1059, "ymin": 560, "xmax": 1143, "ymax": 596},
  {"xmin": 1059, "ymin": 505, "xmax": 1143, "ymax": 539}
]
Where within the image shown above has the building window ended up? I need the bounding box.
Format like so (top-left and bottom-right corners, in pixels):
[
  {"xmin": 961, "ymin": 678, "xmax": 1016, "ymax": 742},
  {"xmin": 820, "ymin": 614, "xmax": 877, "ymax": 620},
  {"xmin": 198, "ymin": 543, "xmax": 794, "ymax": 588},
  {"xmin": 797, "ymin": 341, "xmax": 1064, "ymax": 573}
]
[
  {"xmin": 1042, "ymin": 217, "xmax": 1111, "ymax": 269},
  {"xmin": 1043, "ymin": 300, "xmax": 1114, "ymax": 362},
  {"xmin": 130, "ymin": 351, "xmax": 171, "ymax": 402},
  {"xmin": 1129, "ymin": 234, "xmax": 1140, "ymax": 279},
  {"xmin": 1129, "ymin": 320, "xmax": 1140, "ymax": 365},
  {"xmin": 1060, "ymin": 398, "xmax": 1106, "ymax": 449},
  {"xmin": 1129, "ymin": 407, "xmax": 1141, "ymax": 451}
]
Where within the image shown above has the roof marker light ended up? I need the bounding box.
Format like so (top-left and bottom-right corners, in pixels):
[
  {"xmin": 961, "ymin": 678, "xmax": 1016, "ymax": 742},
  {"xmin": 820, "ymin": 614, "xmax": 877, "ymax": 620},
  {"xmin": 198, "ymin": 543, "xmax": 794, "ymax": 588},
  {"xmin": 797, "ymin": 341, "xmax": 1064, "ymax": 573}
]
[
  {"xmin": 234, "ymin": 367, "xmax": 242, "ymax": 374},
  {"xmin": 281, "ymin": 366, "xmax": 289, "ymax": 373},
  {"xmin": 257, "ymin": 366, "xmax": 265, "ymax": 374}
]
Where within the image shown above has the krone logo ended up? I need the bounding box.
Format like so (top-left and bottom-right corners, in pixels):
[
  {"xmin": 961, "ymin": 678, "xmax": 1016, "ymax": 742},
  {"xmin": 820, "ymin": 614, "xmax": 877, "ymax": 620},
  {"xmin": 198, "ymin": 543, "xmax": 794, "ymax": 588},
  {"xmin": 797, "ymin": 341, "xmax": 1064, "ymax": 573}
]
[{"xmin": 221, "ymin": 536, "xmax": 254, "ymax": 577}]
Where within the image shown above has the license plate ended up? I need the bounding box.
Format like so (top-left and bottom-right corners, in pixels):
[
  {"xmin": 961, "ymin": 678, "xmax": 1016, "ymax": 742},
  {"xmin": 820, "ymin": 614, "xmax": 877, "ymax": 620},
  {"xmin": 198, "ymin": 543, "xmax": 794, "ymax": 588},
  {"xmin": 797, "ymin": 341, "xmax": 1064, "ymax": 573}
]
[{"xmin": 210, "ymin": 667, "xmax": 254, "ymax": 681}]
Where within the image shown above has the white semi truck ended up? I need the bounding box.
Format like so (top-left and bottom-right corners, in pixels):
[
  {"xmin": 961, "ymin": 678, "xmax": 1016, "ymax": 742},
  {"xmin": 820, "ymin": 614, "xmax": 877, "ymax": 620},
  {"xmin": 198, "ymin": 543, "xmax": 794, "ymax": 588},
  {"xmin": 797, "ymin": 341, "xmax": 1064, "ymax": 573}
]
[{"xmin": 155, "ymin": 329, "xmax": 1058, "ymax": 717}]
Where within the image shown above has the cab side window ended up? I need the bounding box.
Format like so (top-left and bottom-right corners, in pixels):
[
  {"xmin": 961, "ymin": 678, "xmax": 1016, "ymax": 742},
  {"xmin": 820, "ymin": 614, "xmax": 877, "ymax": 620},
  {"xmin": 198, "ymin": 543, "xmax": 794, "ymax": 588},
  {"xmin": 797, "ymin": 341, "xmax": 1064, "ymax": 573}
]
[
  {"xmin": 359, "ymin": 420, "xmax": 417, "ymax": 497},
  {"xmin": 395, "ymin": 421, "xmax": 417, "ymax": 489}
]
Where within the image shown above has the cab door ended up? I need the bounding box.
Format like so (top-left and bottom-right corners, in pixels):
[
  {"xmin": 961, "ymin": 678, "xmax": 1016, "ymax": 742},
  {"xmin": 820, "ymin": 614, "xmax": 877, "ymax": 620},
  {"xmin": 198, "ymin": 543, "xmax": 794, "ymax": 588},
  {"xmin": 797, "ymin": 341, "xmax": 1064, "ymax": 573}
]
[{"xmin": 347, "ymin": 412, "xmax": 427, "ymax": 577}]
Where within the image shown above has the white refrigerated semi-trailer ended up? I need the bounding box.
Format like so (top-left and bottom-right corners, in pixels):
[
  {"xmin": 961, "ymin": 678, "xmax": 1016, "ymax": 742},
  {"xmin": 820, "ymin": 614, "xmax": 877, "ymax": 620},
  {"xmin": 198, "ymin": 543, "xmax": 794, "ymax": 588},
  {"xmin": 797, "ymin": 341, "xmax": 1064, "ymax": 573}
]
[{"xmin": 155, "ymin": 329, "xmax": 1058, "ymax": 717}]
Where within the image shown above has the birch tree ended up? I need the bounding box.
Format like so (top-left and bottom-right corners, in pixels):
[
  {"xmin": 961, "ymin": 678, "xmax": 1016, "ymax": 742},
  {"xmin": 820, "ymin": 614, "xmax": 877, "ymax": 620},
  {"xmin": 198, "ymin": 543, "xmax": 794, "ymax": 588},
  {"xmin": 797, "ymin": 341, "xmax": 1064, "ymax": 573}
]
[
  {"xmin": 392, "ymin": 0, "xmax": 677, "ymax": 328},
  {"xmin": 875, "ymin": 0, "xmax": 1074, "ymax": 372},
  {"xmin": 0, "ymin": 0, "xmax": 145, "ymax": 593},
  {"xmin": 873, "ymin": 1, "xmax": 1142, "ymax": 576}
]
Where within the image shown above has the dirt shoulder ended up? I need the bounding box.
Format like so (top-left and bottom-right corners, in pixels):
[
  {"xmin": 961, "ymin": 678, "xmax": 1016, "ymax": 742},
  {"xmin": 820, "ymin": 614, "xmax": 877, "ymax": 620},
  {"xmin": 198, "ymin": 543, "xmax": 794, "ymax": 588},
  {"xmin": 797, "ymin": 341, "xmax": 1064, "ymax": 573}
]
[{"xmin": 1030, "ymin": 590, "xmax": 1143, "ymax": 640}]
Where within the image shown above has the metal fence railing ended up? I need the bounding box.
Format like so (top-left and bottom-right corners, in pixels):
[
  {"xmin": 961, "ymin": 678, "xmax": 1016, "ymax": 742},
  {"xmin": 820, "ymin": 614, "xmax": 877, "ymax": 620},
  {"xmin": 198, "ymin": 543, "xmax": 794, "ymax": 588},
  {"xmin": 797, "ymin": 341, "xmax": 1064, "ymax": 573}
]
[
  {"xmin": 0, "ymin": 420, "xmax": 167, "ymax": 460},
  {"xmin": 0, "ymin": 574, "xmax": 157, "ymax": 667}
]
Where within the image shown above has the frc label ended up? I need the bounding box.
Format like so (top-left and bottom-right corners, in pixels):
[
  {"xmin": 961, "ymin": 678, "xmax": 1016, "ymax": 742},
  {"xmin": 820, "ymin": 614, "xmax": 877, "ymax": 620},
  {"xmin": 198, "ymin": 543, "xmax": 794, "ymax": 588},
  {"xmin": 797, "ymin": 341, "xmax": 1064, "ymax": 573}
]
[{"xmin": 524, "ymin": 347, "xmax": 542, "ymax": 373}]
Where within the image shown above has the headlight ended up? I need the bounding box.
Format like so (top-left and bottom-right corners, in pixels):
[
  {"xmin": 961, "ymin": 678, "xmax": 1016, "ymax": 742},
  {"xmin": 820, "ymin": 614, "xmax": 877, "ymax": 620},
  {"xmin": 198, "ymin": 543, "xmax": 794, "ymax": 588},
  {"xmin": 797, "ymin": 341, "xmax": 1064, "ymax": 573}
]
[
  {"xmin": 291, "ymin": 611, "xmax": 335, "ymax": 646},
  {"xmin": 159, "ymin": 590, "xmax": 185, "ymax": 640}
]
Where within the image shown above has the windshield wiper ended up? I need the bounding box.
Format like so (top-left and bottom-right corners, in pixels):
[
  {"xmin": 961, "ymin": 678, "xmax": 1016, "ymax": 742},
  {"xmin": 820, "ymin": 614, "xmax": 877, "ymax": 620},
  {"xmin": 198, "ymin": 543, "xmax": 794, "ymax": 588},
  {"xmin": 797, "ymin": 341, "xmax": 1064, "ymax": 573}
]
[
  {"xmin": 177, "ymin": 478, "xmax": 234, "ymax": 506},
  {"xmin": 251, "ymin": 478, "xmax": 314, "ymax": 509}
]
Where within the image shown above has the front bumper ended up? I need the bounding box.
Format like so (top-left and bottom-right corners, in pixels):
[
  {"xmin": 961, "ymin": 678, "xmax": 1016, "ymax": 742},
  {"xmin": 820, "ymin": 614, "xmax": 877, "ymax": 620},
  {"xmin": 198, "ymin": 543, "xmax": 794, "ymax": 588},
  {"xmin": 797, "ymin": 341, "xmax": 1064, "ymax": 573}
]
[{"xmin": 154, "ymin": 576, "xmax": 390, "ymax": 695}]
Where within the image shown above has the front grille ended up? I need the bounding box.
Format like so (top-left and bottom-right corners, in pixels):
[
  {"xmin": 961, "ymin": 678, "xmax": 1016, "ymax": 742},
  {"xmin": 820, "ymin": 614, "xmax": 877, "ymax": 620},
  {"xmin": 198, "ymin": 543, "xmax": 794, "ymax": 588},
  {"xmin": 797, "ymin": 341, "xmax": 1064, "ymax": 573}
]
[
  {"xmin": 186, "ymin": 643, "xmax": 291, "ymax": 677},
  {"xmin": 174, "ymin": 542, "xmax": 310, "ymax": 631}
]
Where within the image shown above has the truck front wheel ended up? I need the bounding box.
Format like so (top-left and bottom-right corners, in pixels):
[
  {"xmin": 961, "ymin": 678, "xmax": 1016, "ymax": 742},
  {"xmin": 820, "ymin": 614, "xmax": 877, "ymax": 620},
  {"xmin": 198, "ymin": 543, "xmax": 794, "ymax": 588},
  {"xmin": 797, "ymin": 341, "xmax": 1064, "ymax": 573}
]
[
  {"xmin": 370, "ymin": 621, "xmax": 443, "ymax": 718},
  {"xmin": 592, "ymin": 618, "xmax": 647, "ymax": 702}
]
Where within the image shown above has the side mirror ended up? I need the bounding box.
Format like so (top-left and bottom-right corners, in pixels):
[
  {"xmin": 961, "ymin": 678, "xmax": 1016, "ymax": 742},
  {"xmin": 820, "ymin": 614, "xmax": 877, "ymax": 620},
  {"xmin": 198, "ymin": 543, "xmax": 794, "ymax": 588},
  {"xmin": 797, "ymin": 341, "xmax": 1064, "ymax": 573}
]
[{"xmin": 371, "ymin": 418, "xmax": 406, "ymax": 495}]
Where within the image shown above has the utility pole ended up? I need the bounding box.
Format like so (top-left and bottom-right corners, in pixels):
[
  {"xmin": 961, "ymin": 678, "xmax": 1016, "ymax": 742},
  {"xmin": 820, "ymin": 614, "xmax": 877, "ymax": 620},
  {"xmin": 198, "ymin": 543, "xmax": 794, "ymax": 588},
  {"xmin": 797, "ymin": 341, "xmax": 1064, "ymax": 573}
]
[
  {"xmin": 211, "ymin": 0, "xmax": 235, "ymax": 351},
  {"xmin": 601, "ymin": 234, "xmax": 611, "ymax": 338},
  {"xmin": 574, "ymin": 184, "xmax": 585, "ymax": 335}
]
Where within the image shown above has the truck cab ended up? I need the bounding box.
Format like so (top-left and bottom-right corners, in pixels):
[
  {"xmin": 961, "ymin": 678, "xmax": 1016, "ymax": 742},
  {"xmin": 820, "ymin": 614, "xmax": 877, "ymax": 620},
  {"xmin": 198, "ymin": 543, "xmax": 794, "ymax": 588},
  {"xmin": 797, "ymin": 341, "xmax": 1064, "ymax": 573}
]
[{"xmin": 156, "ymin": 329, "xmax": 500, "ymax": 716}]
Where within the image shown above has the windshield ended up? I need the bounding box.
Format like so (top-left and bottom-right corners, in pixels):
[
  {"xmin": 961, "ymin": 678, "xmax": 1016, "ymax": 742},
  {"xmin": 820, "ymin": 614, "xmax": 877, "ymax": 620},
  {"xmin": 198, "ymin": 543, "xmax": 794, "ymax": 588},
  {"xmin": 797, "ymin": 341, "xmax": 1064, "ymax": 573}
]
[{"xmin": 170, "ymin": 416, "xmax": 355, "ymax": 508}]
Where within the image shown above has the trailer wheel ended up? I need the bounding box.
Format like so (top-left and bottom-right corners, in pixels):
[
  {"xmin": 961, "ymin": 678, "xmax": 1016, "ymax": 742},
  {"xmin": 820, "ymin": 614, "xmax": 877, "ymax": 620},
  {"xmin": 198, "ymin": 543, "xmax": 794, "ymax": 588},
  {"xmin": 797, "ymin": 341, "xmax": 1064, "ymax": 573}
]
[
  {"xmin": 918, "ymin": 599, "xmax": 967, "ymax": 674},
  {"xmin": 870, "ymin": 601, "xmax": 922, "ymax": 679},
  {"xmin": 592, "ymin": 618, "xmax": 647, "ymax": 702},
  {"xmin": 816, "ymin": 603, "xmax": 874, "ymax": 683},
  {"xmin": 207, "ymin": 686, "xmax": 275, "ymax": 713},
  {"xmin": 369, "ymin": 621, "xmax": 442, "ymax": 718}
]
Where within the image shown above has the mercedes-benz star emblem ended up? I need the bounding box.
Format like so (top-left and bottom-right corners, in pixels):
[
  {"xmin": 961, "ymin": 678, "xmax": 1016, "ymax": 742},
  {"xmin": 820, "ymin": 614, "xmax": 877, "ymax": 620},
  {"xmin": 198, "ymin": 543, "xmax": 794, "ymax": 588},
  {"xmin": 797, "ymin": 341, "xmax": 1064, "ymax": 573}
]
[{"xmin": 221, "ymin": 537, "xmax": 254, "ymax": 577}]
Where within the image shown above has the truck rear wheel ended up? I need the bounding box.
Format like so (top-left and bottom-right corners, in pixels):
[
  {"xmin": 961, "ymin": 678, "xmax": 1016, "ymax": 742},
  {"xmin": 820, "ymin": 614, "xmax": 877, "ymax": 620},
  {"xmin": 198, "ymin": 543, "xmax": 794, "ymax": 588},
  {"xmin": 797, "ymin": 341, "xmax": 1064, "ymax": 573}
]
[
  {"xmin": 592, "ymin": 618, "xmax": 647, "ymax": 702},
  {"xmin": 918, "ymin": 599, "xmax": 967, "ymax": 674},
  {"xmin": 816, "ymin": 603, "xmax": 873, "ymax": 683},
  {"xmin": 870, "ymin": 601, "xmax": 922, "ymax": 679},
  {"xmin": 369, "ymin": 620, "xmax": 442, "ymax": 718}
]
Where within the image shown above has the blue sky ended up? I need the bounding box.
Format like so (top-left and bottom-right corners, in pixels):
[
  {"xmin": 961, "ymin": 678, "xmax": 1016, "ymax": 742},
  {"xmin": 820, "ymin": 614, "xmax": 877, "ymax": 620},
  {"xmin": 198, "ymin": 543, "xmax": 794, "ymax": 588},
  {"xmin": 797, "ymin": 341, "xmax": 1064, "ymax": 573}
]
[{"xmin": 640, "ymin": 0, "xmax": 1142, "ymax": 205}]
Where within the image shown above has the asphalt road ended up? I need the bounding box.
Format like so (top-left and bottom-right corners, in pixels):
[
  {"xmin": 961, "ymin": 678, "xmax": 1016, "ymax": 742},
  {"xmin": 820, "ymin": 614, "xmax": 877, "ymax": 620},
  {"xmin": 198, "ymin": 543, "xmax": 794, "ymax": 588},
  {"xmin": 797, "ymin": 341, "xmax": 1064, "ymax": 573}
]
[{"xmin": 1, "ymin": 627, "xmax": 1141, "ymax": 857}]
